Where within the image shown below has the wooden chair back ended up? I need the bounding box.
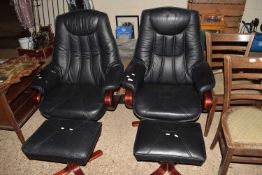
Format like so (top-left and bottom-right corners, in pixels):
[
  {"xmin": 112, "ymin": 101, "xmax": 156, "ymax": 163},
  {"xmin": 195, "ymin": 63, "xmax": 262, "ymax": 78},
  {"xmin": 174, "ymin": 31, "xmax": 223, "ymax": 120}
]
[
  {"xmin": 223, "ymin": 55, "xmax": 262, "ymax": 113},
  {"xmin": 205, "ymin": 32, "xmax": 255, "ymax": 68}
]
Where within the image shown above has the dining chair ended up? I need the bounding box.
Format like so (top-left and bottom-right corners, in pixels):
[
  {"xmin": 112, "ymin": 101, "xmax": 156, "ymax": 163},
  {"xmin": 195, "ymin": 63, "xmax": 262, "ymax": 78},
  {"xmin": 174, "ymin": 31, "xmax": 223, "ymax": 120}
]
[
  {"xmin": 210, "ymin": 55, "xmax": 262, "ymax": 175},
  {"xmin": 204, "ymin": 32, "xmax": 255, "ymax": 136}
]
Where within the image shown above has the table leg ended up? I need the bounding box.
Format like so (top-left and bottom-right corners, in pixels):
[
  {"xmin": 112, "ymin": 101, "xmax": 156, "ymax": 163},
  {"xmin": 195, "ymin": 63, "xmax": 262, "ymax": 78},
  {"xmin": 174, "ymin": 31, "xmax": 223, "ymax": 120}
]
[{"xmin": 0, "ymin": 93, "xmax": 25, "ymax": 143}]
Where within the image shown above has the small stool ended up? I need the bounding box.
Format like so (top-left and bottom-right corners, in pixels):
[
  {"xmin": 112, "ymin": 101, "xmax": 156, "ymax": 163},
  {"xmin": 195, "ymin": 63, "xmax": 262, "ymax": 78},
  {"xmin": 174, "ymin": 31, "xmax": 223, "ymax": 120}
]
[
  {"xmin": 134, "ymin": 120, "xmax": 206, "ymax": 175},
  {"xmin": 22, "ymin": 119, "xmax": 102, "ymax": 175}
]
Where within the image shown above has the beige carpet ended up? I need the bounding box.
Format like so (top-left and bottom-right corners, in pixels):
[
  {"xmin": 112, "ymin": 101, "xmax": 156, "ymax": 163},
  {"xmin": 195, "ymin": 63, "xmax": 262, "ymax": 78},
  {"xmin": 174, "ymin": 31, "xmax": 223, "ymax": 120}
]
[{"xmin": 0, "ymin": 105, "xmax": 262, "ymax": 175}]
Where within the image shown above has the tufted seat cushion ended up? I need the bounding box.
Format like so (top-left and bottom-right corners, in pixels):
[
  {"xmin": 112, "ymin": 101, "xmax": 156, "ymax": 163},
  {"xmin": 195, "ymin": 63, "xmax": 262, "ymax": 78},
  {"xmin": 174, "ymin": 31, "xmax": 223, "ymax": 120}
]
[
  {"xmin": 40, "ymin": 84, "xmax": 105, "ymax": 120},
  {"xmin": 134, "ymin": 120, "xmax": 206, "ymax": 165},
  {"xmin": 134, "ymin": 84, "xmax": 202, "ymax": 122},
  {"xmin": 22, "ymin": 119, "xmax": 101, "ymax": 165},
  {"xmin": 225, "ymin": 107, "xmax": 262, "ymax": 148}
]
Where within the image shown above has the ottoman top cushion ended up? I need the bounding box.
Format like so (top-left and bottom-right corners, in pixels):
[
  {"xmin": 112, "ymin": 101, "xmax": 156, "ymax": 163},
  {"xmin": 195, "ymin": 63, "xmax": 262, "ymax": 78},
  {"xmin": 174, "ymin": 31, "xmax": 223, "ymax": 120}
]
[
  {"xmin": 134, "ymin": 120, "xmax": 206, "ymax": 165},
  {"xmin": 22, "ymin": 119, "xmax": 101, "ymax": 165}
]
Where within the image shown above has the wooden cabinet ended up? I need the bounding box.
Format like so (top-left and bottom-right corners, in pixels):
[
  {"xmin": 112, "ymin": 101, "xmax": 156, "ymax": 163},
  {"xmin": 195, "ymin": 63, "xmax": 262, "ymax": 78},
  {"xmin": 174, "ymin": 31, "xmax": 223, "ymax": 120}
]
[
  {"xmin": 188, "ymin": 0, "xmax": 246, "ymax": 33},
  {"xmin": 0, "ymin": 66, "xmax": 41, "ymax": 143}
]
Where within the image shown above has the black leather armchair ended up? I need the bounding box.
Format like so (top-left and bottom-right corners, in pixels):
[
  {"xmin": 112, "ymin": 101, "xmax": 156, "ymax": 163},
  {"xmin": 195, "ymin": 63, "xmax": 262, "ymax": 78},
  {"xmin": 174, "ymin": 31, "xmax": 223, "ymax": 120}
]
[
  {"xmin": 33, "ymin": 10, "xmax": 123, "ymax": 120},
  {"xmin": 123, "ymin": 7, "xmax": 215, "ymax": 175},
  {"xmin": 22, "ymin": 10, "xmax": 123, "ymax": 175},
  {"xmin": 123, "ymin": 7, "xmax": 215, "ymax": 122}
]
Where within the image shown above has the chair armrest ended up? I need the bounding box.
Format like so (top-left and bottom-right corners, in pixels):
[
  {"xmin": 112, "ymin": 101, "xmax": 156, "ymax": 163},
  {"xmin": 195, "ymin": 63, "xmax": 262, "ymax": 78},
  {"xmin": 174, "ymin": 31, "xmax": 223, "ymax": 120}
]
[
  {"xmin": 103, "ymin": 64, "xmax": 124, "ymax": 92},
  {"xmin": 122, "ymin": 61, "xmax": 146, "ymax": 93},
  {"xmin": 103, "ymin": 89, "xmax": 121, "ymax": 111},
  {"xmin": 192, "ymin": 61, "xmax": 215, "ymax": 95},
  {"xmin": 31, "ymin": 64, "xmax": 60, "ymax": 95}
]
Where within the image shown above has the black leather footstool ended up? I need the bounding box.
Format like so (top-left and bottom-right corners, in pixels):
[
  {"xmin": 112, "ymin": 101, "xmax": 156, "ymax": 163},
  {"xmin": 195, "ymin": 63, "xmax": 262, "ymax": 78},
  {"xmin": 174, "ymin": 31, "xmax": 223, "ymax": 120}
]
[
  {"xmin": 22, "ymin": 119, "xmax": 102, "ymax": 175},
  {"xmin": 134, "ymin": 120, "xmax": 206, "ymax": 175}
]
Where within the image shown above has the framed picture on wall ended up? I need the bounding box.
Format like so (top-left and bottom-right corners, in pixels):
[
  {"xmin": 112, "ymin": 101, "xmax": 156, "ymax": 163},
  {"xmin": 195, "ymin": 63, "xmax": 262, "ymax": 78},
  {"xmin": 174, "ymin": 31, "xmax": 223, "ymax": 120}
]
[{"xmin": 116, "ymin": 15, "xmax": 139, "ymax": 39}]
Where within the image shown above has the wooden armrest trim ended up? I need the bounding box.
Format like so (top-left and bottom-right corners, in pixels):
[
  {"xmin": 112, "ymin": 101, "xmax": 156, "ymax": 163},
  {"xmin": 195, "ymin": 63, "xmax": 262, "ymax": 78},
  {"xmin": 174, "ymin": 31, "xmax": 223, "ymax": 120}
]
[
  {"xmin": 203, "ymin": 90, "xmax": 213, "ymax": 110},
  {"xmin": 104, "ymin": 90, "xmax": 114, "ymax": 107},
  {"xmin": 32, "ymin": 90, "xmax": 42, "ymax": 104},
  {"xmin": 124, "ymin": 88, "xmax": 133, "ymax": 108}
]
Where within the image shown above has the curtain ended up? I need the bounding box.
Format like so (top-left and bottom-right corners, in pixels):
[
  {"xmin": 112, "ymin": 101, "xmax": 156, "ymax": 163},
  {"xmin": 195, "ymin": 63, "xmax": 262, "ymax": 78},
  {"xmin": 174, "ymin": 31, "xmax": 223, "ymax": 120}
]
[{"xmin": 11, "ymin": 0, "xmax": 35, "ymax": 29}]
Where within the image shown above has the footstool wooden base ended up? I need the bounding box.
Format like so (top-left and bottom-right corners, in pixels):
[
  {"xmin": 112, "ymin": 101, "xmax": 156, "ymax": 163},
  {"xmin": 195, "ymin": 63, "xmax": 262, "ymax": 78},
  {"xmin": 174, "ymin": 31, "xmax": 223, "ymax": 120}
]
[{"xmin": 54, "ymin": 150, "xmax": 103, "ymax": 175}]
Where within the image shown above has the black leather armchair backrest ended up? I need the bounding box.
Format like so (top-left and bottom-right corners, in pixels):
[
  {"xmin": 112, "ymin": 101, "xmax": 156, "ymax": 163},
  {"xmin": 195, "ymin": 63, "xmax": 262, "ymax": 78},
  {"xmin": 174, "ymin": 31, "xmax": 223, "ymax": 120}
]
[
  {"xmin": 135, "ymin": 7, "xmax": 203, "ymax": 84},
  {"xmin": 52, "ymin": 10, "xmax": 120, "ymax": 86}
]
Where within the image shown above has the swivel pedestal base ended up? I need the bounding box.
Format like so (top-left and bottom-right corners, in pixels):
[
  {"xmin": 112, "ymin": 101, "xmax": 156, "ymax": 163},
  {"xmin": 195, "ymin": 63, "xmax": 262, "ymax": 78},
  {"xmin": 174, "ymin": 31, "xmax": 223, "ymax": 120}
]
[
  {"xmin": 151, "ymin": 163, "xmax": 181, "ymax": 175},
  {"xmin": 54, "ymin": 150, "xmax": 103, "ymax": 175}
]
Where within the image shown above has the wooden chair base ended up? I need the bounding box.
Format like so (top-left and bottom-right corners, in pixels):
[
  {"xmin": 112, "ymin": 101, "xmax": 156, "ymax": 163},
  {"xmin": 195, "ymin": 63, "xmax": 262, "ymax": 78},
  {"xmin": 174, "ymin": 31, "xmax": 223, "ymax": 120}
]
[
  {"xmin": 132, "ymin": 121, "xmax": 140, "ymax": 127},
  {"xmin": 151, "ymin": 163, "xmax": 181, "ymax": 175},
  {"xmin": 54, "ymin": 150, "xmax": 103, "ymax": 175}
]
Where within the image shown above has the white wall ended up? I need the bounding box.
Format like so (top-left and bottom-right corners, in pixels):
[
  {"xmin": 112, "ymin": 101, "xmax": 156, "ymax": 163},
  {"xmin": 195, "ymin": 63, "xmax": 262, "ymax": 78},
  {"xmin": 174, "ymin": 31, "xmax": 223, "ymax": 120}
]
[
  {"xmin": 94, "ymin": 0, "xmax": 188, "ymax": 35},
  {"xmin": 37, "ymin": 0, "xmax": 262, "ymax": 33},
  {"xmin": 242, "ymin": 0, "xmax": 262, "ymax": 32},
  {"xmin": 93, "ymin": 0, "xmax": 262, "ymax": 34}
]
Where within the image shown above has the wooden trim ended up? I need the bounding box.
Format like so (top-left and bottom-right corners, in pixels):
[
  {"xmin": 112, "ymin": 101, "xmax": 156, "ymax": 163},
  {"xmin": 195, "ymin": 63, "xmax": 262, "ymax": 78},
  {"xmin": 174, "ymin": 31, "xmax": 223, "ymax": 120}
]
[
  {"xmin": 232, "ymin": 73, "xmax": 262, "ymax": 79},
  {"xmin": 53, "ymin": 150, "xmax": 103, "ymax": 175},
  {"xmin": 132, "ymin": 121, "xmax": 140, "ymax": 127},
  {"xmin": 189, "ymin": 3, "xmax": 245, "ymax": 16},
  {"xmin": 124, "ymin": 88, "xmax": 133, "ymax": 108},
  {"xmin": 212, "ymin": 45, "xmax": 247, "ymax": 51},
  {"xmin": 151, "ymin": 163, "xmax": 181, "ymax": 175},
  {"xmin": 211, "ymin": 33, "xmax": 253, "ymax": 41}
]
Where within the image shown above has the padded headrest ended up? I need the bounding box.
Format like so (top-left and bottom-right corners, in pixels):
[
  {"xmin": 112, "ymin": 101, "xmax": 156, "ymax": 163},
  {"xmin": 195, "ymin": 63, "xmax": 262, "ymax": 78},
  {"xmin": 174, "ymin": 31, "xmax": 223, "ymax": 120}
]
[
  {"xmin": 58, "ymin": 10, "xmax": 105, "ymax": 35},
  {"xmin": 148, "ymin": 7, "xmax": 193, "ymax": 35}
]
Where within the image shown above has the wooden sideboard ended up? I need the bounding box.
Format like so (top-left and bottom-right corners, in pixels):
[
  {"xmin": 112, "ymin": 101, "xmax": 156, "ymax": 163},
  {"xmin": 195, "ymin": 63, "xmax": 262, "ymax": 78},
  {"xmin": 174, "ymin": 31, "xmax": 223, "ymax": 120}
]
[{"xmin": 0, "ymin": 58, "xmax": 43, "ymax": 143}]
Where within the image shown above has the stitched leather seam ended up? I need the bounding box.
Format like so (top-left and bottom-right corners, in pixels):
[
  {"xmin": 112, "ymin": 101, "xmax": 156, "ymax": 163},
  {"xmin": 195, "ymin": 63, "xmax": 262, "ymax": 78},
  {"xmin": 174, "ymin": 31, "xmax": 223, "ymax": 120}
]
[
  {"xmin": 94, "ymin": 31, "xmax": 105, "ymax": 84},
  {"xmin": 88, "ymin": 35, "xmax": 96, "ymax": 85},
  {"xmin": 135, "ymin": 153, "xmax": 202, "ymax": 161},
  {"xmin": 179, "ymin": 136, "xmax": 193, "ymax": 158},
  {"xmin": 145, "ymin": 31, "xmax": 156, "ymax": 81},
  {"xmin": 77, "ymin": 35, "xmax": 82, "ymax": 83},
  {"xmin": 157, "ymin": 35, "xmax": 165, "ymax": 82},
  {"xmin": 173, "ymin": 36, "xmax": 177, "ymax": 83},
  {"xmin": 64, "ymin": 31, "xmax": 72, "ymax": 81},
  {"xmin": 182, "ymin": 32, "xmax": 188, "ymax": 83}
]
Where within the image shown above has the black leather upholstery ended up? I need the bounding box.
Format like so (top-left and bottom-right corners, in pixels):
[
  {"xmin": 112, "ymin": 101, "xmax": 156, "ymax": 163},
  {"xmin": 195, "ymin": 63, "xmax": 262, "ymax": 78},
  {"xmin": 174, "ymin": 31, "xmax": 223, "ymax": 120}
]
[
  {"xmin": 134, "ymin": 120, "xmax": 206, "ymax": 165},
  {"xmin": 32, "ymin": 10, "xmax": 123, "ymax": 120},
  {"xmin": 134, "ymin": 84, "xmax": 202, "ymax": 121},
  {"xmin": 22, "ymin": 119, "xmax": 101, "ymax": 165},
  {"xmin": 39, "ymin": 85, "xmax": 105, "ymax": 120},
  {"xmin": 122, "ymin": 7, "xmax": 215, "ymax": 121}
]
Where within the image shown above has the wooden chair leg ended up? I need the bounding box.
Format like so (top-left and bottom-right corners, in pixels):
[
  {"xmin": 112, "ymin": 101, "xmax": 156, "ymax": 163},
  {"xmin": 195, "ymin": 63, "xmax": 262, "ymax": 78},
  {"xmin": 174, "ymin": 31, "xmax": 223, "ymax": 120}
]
[
  {"xmin": 167, "ymin": 164, "xmax": 181, "ymax": 175},
  {"xmin": 210, "ymin": 124, "xmax": 222, "ymax": 149},
  {"xmin": 72, "ymin": 165, "xmax": 85, "ymax": 175},
  {"xmin": 54, "ymin": 164, "xmax": 80, "ymax": 175},
  {"xmin": 151, "ymin": 163, "xmax": 181, "ymax": 175},
  {"xmin": 89, "ymin": 150, "xmax": 103, "ymax": 162},
  {"xmin": 151, "ymin": 164, "xmax": 167, "ymax": 175},
  {"xmin": 204, "ymin": 98, "xmax": 218, "ymax": 137},
  {"xmin": 218, "ymin": 148, "xmax": 233, "ymax": 175},
  {"xmin": 132, "ymin": 121, "xmax": 140, "ymax": 127}
]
